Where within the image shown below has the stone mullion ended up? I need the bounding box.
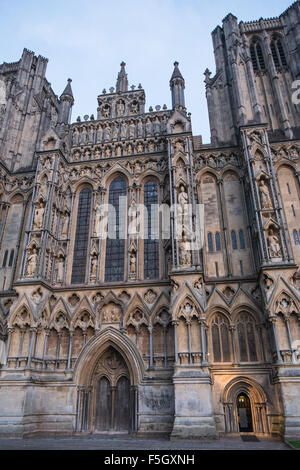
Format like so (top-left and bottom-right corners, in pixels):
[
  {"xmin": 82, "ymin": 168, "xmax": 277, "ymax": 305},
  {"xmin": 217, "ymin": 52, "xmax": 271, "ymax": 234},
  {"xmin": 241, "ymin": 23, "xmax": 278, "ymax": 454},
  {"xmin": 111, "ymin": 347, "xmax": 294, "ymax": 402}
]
[
  {"xmin": 42, "ymin": 329, "xmax": 50, "ymax": 369},
  {"xmin": 269, "ymin": 316, "xmax": 282, "ymax": 363},
  {"xmin": 26, "ymin": 328, "xmax": 36, "ymax": 369},
  {"xmin": 229, "ymin": 324, "xmax": 238, "ymax": 364},
  {"xmin": 148, "ymin": 325, "xmax": 153, "ymax": 369},
  {"xmin": 172, "ymin": 320, "xmax": 179, "ymax": 364},
  {"xmin": 4, "ymin": 327, "xmax": 13, "ymax": 367},
  {"xmin": 17, "ymin": 328, "xmax": 25, "ymax": 367},
  {"xmin": 217, "ymin": 178, "xmax": 231, "ymax": 277},
  {"xmin": 67, "ymin": 331, "xmax": 73, "ymax": 370},
  {"xmin": 55, "ymin": 332, "xmax": 61, "ymax": 369},
  {"xmin": 200, "ymin": 319, "xmax": 208, "ymax": 365},
  {"xmin": 257, "ymin": 324, "xmax": 266, "ymax": 363},
  {"xmin": 241, "ymin": 131, "xmax": 267, "ymax": 263},
  {"xmin": 186, "ymin": 321, "xmax": 192, "ymax": 364}
]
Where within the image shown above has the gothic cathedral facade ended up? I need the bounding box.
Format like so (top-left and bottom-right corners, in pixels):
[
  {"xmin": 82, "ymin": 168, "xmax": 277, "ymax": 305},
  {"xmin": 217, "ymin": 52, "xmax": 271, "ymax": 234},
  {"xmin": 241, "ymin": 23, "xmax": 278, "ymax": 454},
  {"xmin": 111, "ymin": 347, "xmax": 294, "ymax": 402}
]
[{"xmin": 0, "ymin": 2, "xmax": 299, "ymax": 440}]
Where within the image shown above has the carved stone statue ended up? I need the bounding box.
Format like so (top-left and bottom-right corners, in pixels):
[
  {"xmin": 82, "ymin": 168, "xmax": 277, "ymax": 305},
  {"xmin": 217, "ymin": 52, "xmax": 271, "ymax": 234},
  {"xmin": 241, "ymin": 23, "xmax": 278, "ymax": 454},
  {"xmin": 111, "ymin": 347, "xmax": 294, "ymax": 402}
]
[
  {"xmin": 56, "ymin": 256, "xmax": 64, "ymax": 283},
  {"xmin": 103, "ymin": 125, "xmax": 111, "ymax": 141},
  {"xmin": 33, "ymin": 202, "xmax": 44, "ymax": 230},
  {"xmin": 267, "ymin": 229, "xmax": 281, "ymax": 258},
  {"xmin": 61, "ymin": 212, "xmax": 69, "ymax": 238},
  {"xmin": 129, "ymin": 121, "xmax": 136, "ymax": 139},
  {"xmin": 116, "ymin": 100, "xmax": 125, "ymax": 116},
  {"xmin": 96, "ymin": 124, "xmax": 103, "ymax": 142},
  {"xmin": 179, "ymin": 235, "xmax": 192, "ymax": 267},
  {"xmin": 120, "ymin": 121, "xmax": 127, "ymax": 139},
  {"xmin": 177, "ymin": 185, "xmax": 189, "ymax": 236},
  {"xmin": 137, "ymin": 120, "xmax": 143, "ymax": 138},
  {"xmin": 259, "ymin": 179, "xmax": 272, "ymax": 209},
  {"xmin": 145, "ymin": 118, "xmax": 152, "ymax": 136},
  {"xmin": 26, "ymin": 247, "xmax": 38, "ymax": 277},
  {"xmin": 94, "ymin": 201, "xmax": 101, "ymax": 236},
  {"xmin": 72, "ymin": 128, "xmax": 79, "ymax": 146},
  {"xmin": 91, "ymin": 254, "xmax": 98, "ymax": 278},
  {"xmin": 112, "ymin": 123, "xmax": 119, "ymax": 140},
  {"xmin": 130, "ymin": 251, "xmax": 137, "ymax": 275}
]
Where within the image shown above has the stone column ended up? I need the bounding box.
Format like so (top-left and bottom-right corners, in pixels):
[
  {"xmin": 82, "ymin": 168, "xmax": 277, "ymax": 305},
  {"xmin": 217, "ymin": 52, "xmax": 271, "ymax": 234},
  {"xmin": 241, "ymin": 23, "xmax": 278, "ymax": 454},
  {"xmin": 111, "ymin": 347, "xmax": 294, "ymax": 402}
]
[
  {"xmin": 42, "ymin": 329, "xmax": 50, "ymax": 369},
  {"xmin": 269, "ymin": 316, "xmax": 282, "ymax": 363},
  {"xmin": 148, "ymin": 325, "xmax": 153, "ymax": 369},
  {"xmin": 26, "ymin": 328, "xmax": 36, "ymax": 369},
  {"xmin": 67, "ymin": 331, "xmax": 73, "ymax": 370},
  {"xmin": 200, "ymin": 319, "xmax": 208, "ymax": 365},
  {"xmin": 229, "ymin": 324, "xmax": 238, "ymax": 364},
  {"xmin": 4, "ymin": 327, "xmax": 13, "ymax": 367},
  {"xmin": 173, "ymin": 320, "xmax": 179, "ymax": 364}
]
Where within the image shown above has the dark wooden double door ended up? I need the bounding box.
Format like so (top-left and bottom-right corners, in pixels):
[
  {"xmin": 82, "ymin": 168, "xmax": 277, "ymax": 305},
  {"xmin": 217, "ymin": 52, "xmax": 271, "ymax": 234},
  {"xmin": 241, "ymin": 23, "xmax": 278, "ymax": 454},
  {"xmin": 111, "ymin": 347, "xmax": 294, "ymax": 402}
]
[{"xmin": 95, "ymin": 375, "xmax": 130, "ymax": 432}]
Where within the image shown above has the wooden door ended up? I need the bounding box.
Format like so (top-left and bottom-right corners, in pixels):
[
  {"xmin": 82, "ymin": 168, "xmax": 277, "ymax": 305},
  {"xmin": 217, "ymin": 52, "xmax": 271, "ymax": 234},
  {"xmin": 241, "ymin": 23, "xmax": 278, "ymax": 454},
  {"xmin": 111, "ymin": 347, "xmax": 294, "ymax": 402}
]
[
  {"xmin": 95, "ymin": 376, "xmax": 111, "ymax": 431},
  {"xmin": 114, "ymin": 376, "xmax": 130, "ymax": 431}
]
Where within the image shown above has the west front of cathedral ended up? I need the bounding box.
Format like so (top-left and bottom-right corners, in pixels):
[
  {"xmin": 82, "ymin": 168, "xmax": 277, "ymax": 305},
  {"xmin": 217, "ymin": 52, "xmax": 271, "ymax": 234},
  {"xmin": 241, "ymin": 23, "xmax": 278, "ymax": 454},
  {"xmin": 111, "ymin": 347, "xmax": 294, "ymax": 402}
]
[{"xmin": 0, "ymin": 2, "xmax": 300, "ymax": 440}]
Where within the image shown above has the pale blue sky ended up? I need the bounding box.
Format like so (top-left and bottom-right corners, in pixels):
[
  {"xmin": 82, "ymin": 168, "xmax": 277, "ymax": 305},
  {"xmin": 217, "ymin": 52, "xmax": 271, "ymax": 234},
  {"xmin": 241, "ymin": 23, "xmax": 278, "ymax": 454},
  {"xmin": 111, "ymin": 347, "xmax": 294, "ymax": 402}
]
[{"xmin": 0, "ymin": 0, "xmax": 293, "ymax": 143}]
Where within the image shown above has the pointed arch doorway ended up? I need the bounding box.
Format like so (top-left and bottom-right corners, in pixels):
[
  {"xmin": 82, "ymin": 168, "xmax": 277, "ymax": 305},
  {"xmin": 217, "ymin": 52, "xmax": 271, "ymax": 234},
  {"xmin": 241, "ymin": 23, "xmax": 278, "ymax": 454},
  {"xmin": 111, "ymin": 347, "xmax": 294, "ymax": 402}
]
[
  {"xmin": 237, "ymin": 393, "xmax": 253, "ymax": 432},
  {"xmin": 92, "ymin": 346, "xmax": 132, "ymax": 433}
]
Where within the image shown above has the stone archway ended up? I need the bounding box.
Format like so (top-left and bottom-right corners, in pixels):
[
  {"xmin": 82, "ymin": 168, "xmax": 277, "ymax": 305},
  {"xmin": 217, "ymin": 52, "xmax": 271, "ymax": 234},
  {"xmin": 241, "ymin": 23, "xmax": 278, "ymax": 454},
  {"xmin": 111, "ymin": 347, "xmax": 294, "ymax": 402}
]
[
  {"xmin": 73, "ymin": 327, "xmax": 144, "ymax": 434},
  {"xmin": 92, "ymin": 347, "xmax": 131, "ymax": 433},
  {"xmin": 222, "ymin": 377, "xmax": 270, "ymax": 434}
]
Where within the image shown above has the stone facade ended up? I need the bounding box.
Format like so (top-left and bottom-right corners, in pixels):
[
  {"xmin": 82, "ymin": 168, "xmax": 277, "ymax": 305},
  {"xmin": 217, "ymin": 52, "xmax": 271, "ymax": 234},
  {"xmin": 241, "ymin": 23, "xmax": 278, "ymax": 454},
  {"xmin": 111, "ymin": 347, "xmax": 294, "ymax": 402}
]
[{"xmin": 0, "ymin": 2, "xmax": 300, "ymax": 440}]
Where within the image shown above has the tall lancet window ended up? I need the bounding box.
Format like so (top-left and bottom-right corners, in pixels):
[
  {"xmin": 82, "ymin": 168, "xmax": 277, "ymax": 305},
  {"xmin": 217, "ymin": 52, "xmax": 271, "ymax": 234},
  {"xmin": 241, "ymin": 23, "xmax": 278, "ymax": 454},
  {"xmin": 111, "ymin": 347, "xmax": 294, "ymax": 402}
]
[
  {"xmin": 271, "ymin": 37, "xmax": 287, "ymax": 69},
  {"xmin": 144, "ymin": 181, "xmax": 159, "ymax": 279},
  {"xmin": 71, "ymin": 187, "xmax": 92, "ymax": 284},
  {"xmin": 250, "ymin": 40, "xmax": 266, "ymax": 72},
  {"xmin": 105, "ymin": 177, "xmax": 126, "ymax": 282}
]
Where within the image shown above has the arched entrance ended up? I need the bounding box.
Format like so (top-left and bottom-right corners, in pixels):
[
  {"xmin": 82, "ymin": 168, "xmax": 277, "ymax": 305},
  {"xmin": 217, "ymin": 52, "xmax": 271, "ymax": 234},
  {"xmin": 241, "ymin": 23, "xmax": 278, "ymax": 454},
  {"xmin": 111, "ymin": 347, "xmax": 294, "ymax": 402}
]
[
  {"xmin": 237, "ymin": 393, "xmax": 253, "ymax": 432},
  {"xmin": 93, "ymin": 347, "xmax": 131, "ymax": 432},
  {"xmin": 74, "ymin": 327, "xmax": 145, "ymax": 434},
  {"xmin": 222, "ymin": 377, "xmax": 270, "ymax": 434}
]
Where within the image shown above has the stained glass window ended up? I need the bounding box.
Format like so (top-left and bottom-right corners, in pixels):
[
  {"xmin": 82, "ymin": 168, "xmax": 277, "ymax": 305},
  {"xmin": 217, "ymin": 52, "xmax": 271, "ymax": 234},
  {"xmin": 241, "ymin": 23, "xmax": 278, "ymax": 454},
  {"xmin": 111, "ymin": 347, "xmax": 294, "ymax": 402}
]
[
  {"xmin": 211, "ymin": 314, "xmax": 231, "ymax": 363},
  {"xmin": 215, "ymin": 232, "xmax": 221, "ymax": 251},
  {"xmin": 144, "ymin": 181, "xmax": 159, "ymax": 279},
  {"xmin": 71, "ymin": 187, "xmax": 92, "ymax": 284},
  {"xmin": 105, "ymin": 177, "xmax": 126, "ymax": 282}
]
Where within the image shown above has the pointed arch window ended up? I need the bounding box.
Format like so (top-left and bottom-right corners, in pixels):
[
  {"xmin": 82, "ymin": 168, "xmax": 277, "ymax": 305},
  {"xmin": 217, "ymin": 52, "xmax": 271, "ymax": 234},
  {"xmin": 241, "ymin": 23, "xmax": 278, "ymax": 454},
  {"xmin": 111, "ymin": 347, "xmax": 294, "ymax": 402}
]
[
  {"xmin": 271, "ymin": 37, "xmax": 287, "ymax": 69},
  {"xmin": 236, "ymin": 313, "xmax": 258, "ymax": 362},
  {"xmin": 250, "ymin": 40, "xmax": 266, "ymax": 72},
  {"xmin": 105, "ymin": 177, "xmax": 126, "ymax": 282},
  {"xmin": 211, "ymin": 314, "xmax": 231, "ymax": 363},
  {"xmin": 2, "ymin": 250, "xmax": 8, "ymax": 267},
  {"xmin": 231, "ymin": 230, "xmax": 238, "ymax": 250},
  {"xmin": 144, "ymin": 180, "xmax": 159, "ymax": 279},
  {"xmin": 215, "ymin": 232, "xmax": 221, "ymax": 251},
  {"xmin": 208, "ymin": 232, "xmax": 214, "ymax": 252},
  {"xmin": 71, "ymin": 187, "xmax": 92, "ymax": 284},
  {"xmin": 293, "ymin": 229, "xmax": 300, "ymax": 246},
  {"xmin": 239, "ymin": 229, "xmax": 246, "ymax": 249}
]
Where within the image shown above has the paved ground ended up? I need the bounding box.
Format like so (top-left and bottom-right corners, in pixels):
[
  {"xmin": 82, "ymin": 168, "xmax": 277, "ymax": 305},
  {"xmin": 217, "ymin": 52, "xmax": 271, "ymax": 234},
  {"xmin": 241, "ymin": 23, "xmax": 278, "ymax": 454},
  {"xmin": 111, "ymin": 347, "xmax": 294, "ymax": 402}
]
[{"xmin": 0, "ymin": 435, "xmax": 291, "ymax": 450}]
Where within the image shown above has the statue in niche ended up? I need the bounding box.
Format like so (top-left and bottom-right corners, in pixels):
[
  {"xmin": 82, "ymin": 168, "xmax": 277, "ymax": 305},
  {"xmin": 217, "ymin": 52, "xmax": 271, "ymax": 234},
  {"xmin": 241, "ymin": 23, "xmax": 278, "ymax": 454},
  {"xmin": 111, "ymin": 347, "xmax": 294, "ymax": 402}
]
[
  {"xmin": 154, "ymin": 117, "xmax": 160, "ymax": 135},
  {"xmin": 80, "ymin": 127, "xmax": 87, "ymax": 145},
  {"xmin": 120, "ymin": 121, "xmax": 127, "ymax": 139},
  {"xmin": 137, "ymin": 120, "xmax": 143, "ymax": 138},
  {"xmin": 116, "ymin": 145, "xmax": 122, "ymax": 157},
  {"xmin": 88, "ymin": 126, "xmax": 94, "ymax": 143},
  {"xmin": 94, "ymin": 200, "xmax": 102, "ymax": 236},
  {"xmin": 90, "ymin": 254, "xmax": 98, "ymax": 278},
  {"xmin": 103, "ymin": 125, "xmax": 111, "ymax": 141},
  {"xmin": 116, "ymin": 100, "xmax": 125, "ymax": 116},
  {"xmin": 127, "ymin": 144, "xmax": 133, "ymax": 155},
  {"xmin": 112, "ymin": 123, "xmax": 119, "ymax": 140},
  {"xmin": 148, "ymin": 141, "xmax": 155, "ymax": 152},
  {"xmin": 267, "ymin": 228, "xmax": 281, "ymax": 258},
  {"xmin": 179, "ymin": 235, "xmax": 192, "ymax": 267},
  {"xmin": 102, "ymin": 104, "xmax": 110, "ymax": 118},
  {"xmin": 61, "ymin": 212, "xmax": 69, "ymax": 238},
  {"xmin": 56, "ymin": 255, "xmax": 64, "ymax": 283},
  {"xmin": 105, "ymin": 147, "xmax": 111, "ymax": 158},
  {"xmin": 96, "ymin": 124, "xmax": 103, "ymax": 142},
  {"xmin": 259, "ymin": 179, "xmax": 272, "ymax": 209},
  {"xmin": 33, "ymin": 202, "xmax": 45, "ymax": 230},
  {"xmin": 177, "ymin": 185, "xmax": 189, "ymax": 235},
  {"xmin": 72, "ymin": 128, "xmax": 79, "ymax": 146},
  {"xmin": 129, "ymin": 120, "xmax": 136, "ymax": 139},
  {"xmin": 145, "ymin": 118, "xmax": 152, "ymax": 136},
  {"xmin": 130, "ymin": 250, "xmax": 137, "ymax": 276},
  {"xmin": 26, "ymin": 247, "xmax": 38, "ymax": 277},
  {"xmin": 130, "ymin": 101, "xmax": 139, "ymax": 114}
]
